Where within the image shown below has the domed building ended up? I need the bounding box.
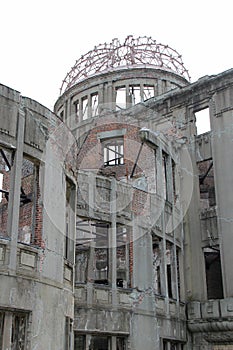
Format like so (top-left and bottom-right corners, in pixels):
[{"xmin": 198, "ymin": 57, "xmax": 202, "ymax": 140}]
[{"xmin": 1, "ymin": 36, "xmax": 233, "ymax": 350}]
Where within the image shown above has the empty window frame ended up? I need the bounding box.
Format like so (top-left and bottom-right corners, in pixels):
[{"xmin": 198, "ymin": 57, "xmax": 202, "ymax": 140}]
[
  {"xmin": 0, "ymin": 148, "xmax": 12, "ymax": 239},
  {"xmin": 143, "ymin": 85, "xmax": 155, "ymax": 100},
  {"xmin": 176, "ymin": 247, "xmax": 181, "ymax": 299},
  {"xmin": 103, "ymin": 138, "xmax": 124, "ymax": 166},
  {"xmin": 162, "ymin": 152, "xmax": 168, "ymax": 201},
  {"xmin": 74, "ymin": 334, "xmax": 86, "ymax": 350},
  {"xmin": 195, "ymin": 108, "xmax": 211, "ymax": 135},
  {"xmin": 81, "ymin": 96, "xmax": 88, "ymax": 120},
  {"xmin": 166, "ymin": 241, "xmax": 173, "ymax": 299},
  {"xmin": 76, "ymin": 218, "xmax": 109, "ymax": 285},
  {"xmin": 11, "ymin": 313, "xmax": 28, "ymax": 350},
  {"xmin": 198, "ymin": 159, "xmax": 216, "ymax": 208},
  {"xmin": 116, "ymin": 87, "xmax": 126, "ymax": 110},
  {"xmin": 75, "ymin": 100, "xmax": 80, "ymax": 121},
  {"xmin": 91, "ymin": 93, "xmax": 99, "ymax": 117},
  {"xmin": 90, "ymin": 335, "xmax": 110, "ymax": 349},
  {"xmin": 204, "ymin": 248, "xmax": 223, "ymax": 299},
  {"xmin": 116, "ymin": 225, "xmax": 130, "ymax": 288},
  {"xmin": 153, "ymin": 240, "xmax": 162, "ymax": 295},
  {"xmin": 65, "ymin": 178, "xmax": 75, "ymax": 263},
  {"xmin": 18, "ymin": 158, "xmax": 37, "ymax": 245},
  {"xmin": 129, "ymin": 85, "xmax": 141, "ymax": 105},
  {"xmin": 117, "ymin": 337, "xmax": 127, "ymax": 350}
]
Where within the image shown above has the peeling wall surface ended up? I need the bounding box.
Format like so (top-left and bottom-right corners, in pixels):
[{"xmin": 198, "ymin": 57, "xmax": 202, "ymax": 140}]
[{"xmin": 1, "ymin": 37, "xmax": 233, "ymax": 349}]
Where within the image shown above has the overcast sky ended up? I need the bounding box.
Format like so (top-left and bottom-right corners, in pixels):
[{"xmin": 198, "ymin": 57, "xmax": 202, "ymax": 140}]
[{"xmin": 1, "ymin": 0, "xmax": 232, "ymax": 110}]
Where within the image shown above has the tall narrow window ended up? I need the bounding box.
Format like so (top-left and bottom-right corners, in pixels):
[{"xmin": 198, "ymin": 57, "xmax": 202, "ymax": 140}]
[
  {"xmin": 18, "ymin": 158, "xmax": 37, "ymax": 245},
  {"xmin": 198, "ymin": 159, "xmax": 216, "ymax": 208},
  {"xmin": 204, "ymin": 248, "xmax": 223, "ymax": 299},
  {"xmin": 11, "ymin": 313, "xmax": 28, "ymax": 350},
  {"xmin": 65, "ymin": 178, "xmax": 75, "ymax": 263},
  {"xmin": 74, "ymin": 334, "xmax": 85, "ymax": 350},
  {"xmin": 103, "ymin": 138, "xmax": 124, "ymax": 166},
  {"xmin": 0, "ymin": 148, "xmax": 12, "ymax": 239},
  {"xmin": 117, "ymin": 337, "xmax": 126, "ymax": 350},
  {"xmin": 129, "ymin": 85, "xmax": 141, "ymax": 105},
  {"xmin": 195, "ymin": 108, "xmax": 210, "ymax": 135},
  {"xmin": 143, "ymin": 85, "xmax": 154, "ymax": 100},
  {"xmin": 166, "ymin": 242, "xmax": 173, "ymax": 299},
  {"xmin": 81, "ymin": 96, "xmax": 88, "ymax": 120},
  {"xmin": 116, "ymin": 87, "xmax": 126, "ymax": 110},
  {"xmin": 116, "ymin": 225, "xmax": 130, "ymax": 288},
  {"xmin": 172, "ymin": 160, "xmax": 176, "ymax": 202},
  {"xmin": 75, "ymin": 100, "xmax": 80, "ymax": 121},
  {"xmin": 162, "ymin": 152, "xmax": 168, "ymax": 201},
  {"xmin": 76, "ymin": 219, "xmax": 109, "ymax": 285},
  {"xmin": 153, "ymin": 241, "xmax": 161, "ymax": 295},
  {"xmin": 91, "ymin": 93, "xmax": 98, "ymax": 117}
]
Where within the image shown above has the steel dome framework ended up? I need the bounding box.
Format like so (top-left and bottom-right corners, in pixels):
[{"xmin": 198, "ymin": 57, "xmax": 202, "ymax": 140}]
[{"xmin": 60, "ymin": 36, "xmax": 190, "ymax": 94}]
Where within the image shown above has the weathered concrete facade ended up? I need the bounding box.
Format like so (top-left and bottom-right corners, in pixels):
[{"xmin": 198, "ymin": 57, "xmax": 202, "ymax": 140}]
[{"xmin": 1, "ymin": 36, "xmax": 233, "ymax": 349}]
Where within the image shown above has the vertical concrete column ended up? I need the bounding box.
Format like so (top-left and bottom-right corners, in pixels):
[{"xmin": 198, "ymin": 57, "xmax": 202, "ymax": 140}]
[
  {"xmin": 87, "ymin": 173, "xmax": 95, "ymax": 304},
  {"xmin": 2, "ymin": 312, "xmax": 12, "ymax": 349},
  {"xmin": 8, "ymin": 103, "xmax": 25, "ymax": 273},
  {"xmin": 87, "ymin": 95, "xmax": 92, "ymax": 119},
  {"xmin": 98, "ymin": 83, "xmax": 104, "ymax": 114},
  {"xmin": 110, "ymin": 178, "xmax": 117, "ymax": 297},
  {"xmin": 107, "ymin": 83, "xmax": 114, "ymax": 111},
  {"xmin": 140, "ymin": 83, "xmax": 144, "ymax": 102},
  {"xmin": 157, "ymin": 79, "xmax": 163, "ymax": 96}
]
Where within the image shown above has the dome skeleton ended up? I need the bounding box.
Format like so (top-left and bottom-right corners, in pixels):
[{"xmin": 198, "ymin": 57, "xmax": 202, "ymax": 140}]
[{"xmin": 60, "ymin": 35, "xmax": 191, "ymax": 94}]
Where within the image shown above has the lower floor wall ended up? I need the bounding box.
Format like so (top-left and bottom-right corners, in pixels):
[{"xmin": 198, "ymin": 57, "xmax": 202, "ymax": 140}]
[{"xmin": 0, "ymin": 275, "xmax": 74, "ymax": 350}]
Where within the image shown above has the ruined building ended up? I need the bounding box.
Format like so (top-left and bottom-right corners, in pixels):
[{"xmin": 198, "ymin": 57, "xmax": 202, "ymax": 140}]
[{"xmin": 0, "ymin": 36, "xmax": 233, "ymax": 349}]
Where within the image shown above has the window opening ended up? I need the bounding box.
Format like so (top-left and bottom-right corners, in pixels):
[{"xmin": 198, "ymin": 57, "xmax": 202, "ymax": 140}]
[
  {"xmin": 81, "ymin": 96, "xmax": 88, "ymax": 120},
  {"xmin": 75, "ymin": 101, "xmax": 80, "ymax": 121},
  {"xmin": 65, "ymin": 178, "xmax": 75, "ymax": 263},
  {"xmin": 74, "ymin": 334, "xmax": 86, "ymax": 350},
  {"xmin": 91, "ymin": 93, "xmax": 98, "ymax": 117},
  {"xmin": 172, "ymin": 160, "xmax": 176, "ymax": 202},
  {"xmin": 143, "ymin": 85, "xmax": 154, "ymax": 100},
  {"xmin": 162, "ymin": 152, "xmax": 168, "ymax": 201},
  {"xmin": 117, "ymin": 337, "xmax": 126, "ymax": 350},
  {"xmin": 103, "ymin": 138, "xmax": 124, "ymax": 166},
  {"xmin": 195, "ymin": 108, "xmax": 210, "ymax": 135},
  {"xmin": 116, "ymin": 87, "xmax": 126, "ymax": 110},
  {"xmin": 153, "ymin": 241, "xmax": 161, "ymax": 295},
  {"xmin": 176, "ymin": 248, "xmax": 181, "ymax": 299},
  {"xmin": 11, "ymin": 313, "xmax": 27, "ymax": 350},
  {"xmin": 129, "ymin": 85, "xmax": 141, "ymax": 105},
  {"xmin": 18, "ymin": 158, "xmax": 36, "ymax": 245},
  {"xmin": 76, "ymin": 219, "xmax": 109, "ymax": 285},
  {"xmin": 116, "ymin": 225, "xmax": 130, "ymax": 288},
  {"xmin": 0, "ymin": 148, "xmax": 12, "ymax": 239},
  {"xmin": 204, "ymin": 248, "xmax": 223, "ymax": 299},
  {"xmin": 198, "ymin": 159, "xmax": 216, "ymax": 208},
  {"xmin": 90, "ymin": 336, "xmax": 109, "ymax": 350},
  {"xmin": 166, "ymin": 242, "xmax": 173, "ymax": 299}
]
